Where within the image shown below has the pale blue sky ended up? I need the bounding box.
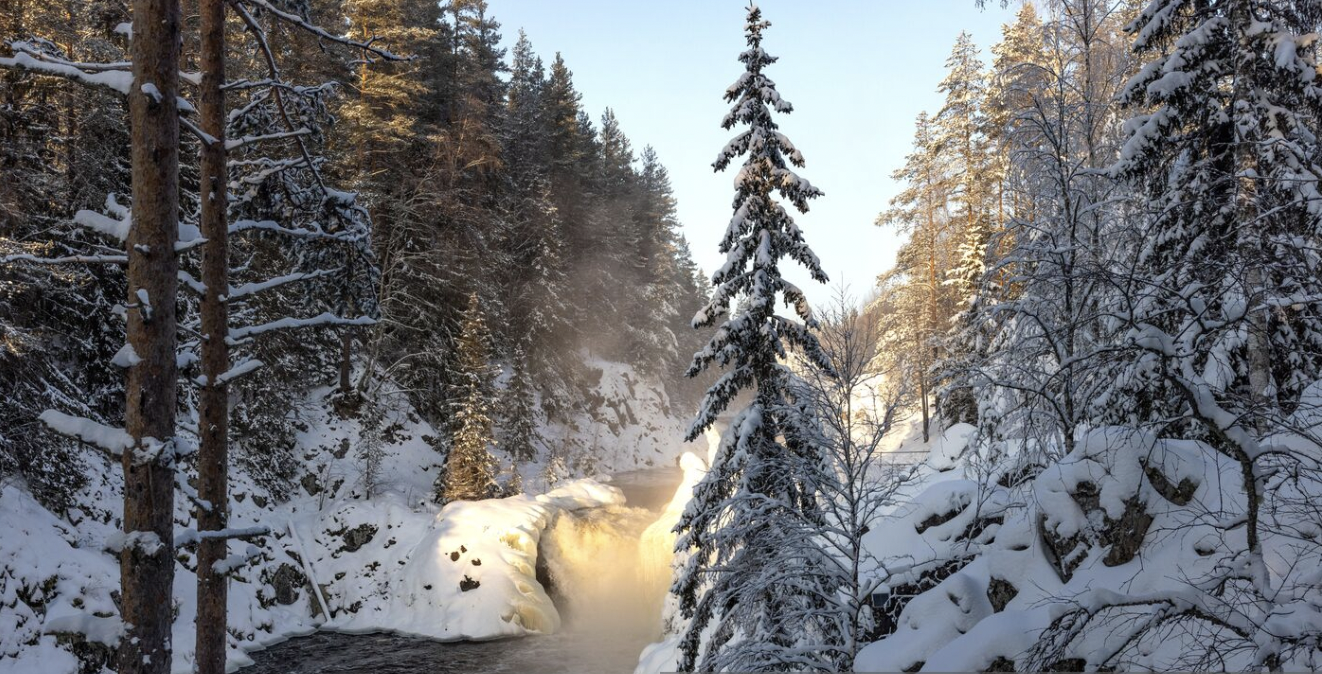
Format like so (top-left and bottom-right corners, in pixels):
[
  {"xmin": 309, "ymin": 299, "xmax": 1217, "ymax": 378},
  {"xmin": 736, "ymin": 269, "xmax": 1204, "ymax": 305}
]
[{"xmin": 491, "ymin": 0, "xmax": 1019, "ymax": 306}]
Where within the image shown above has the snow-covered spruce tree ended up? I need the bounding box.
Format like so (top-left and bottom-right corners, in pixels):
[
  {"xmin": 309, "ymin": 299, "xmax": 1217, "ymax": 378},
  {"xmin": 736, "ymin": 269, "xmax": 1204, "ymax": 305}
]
[
  {"xmin": 984, "ymin": 2, "xmax": 1046, "ymax": 232},
  {"xmin": 672, "ymin": 4, "xmax": 838, "ymax": 671},
  {"xmin": 436, "ymin": 293, "xmax": 501, "ymax": 504},
  {"xmin": 1106, "ymin": 0, "xmax": 1322, "ymax": 426},
  {"xmin": 1027, "ymin": 1, "xmax": 1322, "ymax": 669},
  {"xmin": 624, "ymin": 146, "xmax": 684, "ymax": 376},
  {"xmin": 498, "ymin": 32, "xmax": 578, "ymax": 403},
  {"xmin": 499, "ymin": 342, "xmax": 541, "ymax": 463}
]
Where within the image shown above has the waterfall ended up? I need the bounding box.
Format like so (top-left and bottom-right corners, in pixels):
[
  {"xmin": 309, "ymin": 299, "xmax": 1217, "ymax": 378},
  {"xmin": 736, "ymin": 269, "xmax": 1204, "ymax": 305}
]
[{"xmin": 539, "ymin": 504, "xmax": 672, "ymax": 639}]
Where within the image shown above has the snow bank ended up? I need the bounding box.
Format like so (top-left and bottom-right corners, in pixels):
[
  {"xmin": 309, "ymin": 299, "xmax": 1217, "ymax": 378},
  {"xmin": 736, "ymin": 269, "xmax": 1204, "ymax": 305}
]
[
  {"xmin": 926, "ymin": 422, "xmax": 974, "ymax": 471},
  {"xmin": 0, "ymin": 486, "xmax": 122, "ymax": 674},
  {"xmin": 852, "ymin": 422, "xmax": 1295, "ymax": 672},
  {"xmin": 327, "ymin": 480, "xmax": 623, "ymax": 641}
]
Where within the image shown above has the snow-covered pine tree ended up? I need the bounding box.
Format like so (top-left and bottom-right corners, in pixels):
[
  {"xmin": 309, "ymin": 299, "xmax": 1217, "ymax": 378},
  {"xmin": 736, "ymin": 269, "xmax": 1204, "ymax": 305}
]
[
  {"xmin": 984, "ymin": 2, "xmax": 1046, "ymax": 235},
  {"xmin": 667, "ymin": 235, "xmax": 718, "ymax": 411},
  {"xmin": 623, "ymin": 146, "xmax": 683, "ymax": 375},
  {"xmin": 498, "ymin": 31, "xmax": 578, "ymax": 403},
  {"xmin": 939, "ymin": 10, "xmax": 1052, "ymax": 462},
  {"xmin": 436, "ymin": 293, "xmax": 500, "ymax": 504},
  {"xmin": 672, "ymin": 4, "xmax": 839, "ymax": 671},
  {"xmin": 937, "ymin": 32, "xmax": 995, "ymax": 302},
  {"xmin": 583, "ymin": 107, "xmax": 648, "ymax": 363}
]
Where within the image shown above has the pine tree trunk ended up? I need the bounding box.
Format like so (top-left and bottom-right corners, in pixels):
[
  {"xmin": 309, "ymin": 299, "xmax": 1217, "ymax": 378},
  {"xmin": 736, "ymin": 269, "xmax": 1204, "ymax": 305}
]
[
  {"xmin": 919, "ymin": 365, "xmax": 930, "ymax": 444},
  {"xmin": 924, "ymin": 225, "xmax": 937, "ymax": 442},
  {"xmin": 195, "ymin": 0, "xmax": 230, "ymax": 671},
  {"xmin": 120, "ymin": 0, "xmax": 181, "ymax": 672}
]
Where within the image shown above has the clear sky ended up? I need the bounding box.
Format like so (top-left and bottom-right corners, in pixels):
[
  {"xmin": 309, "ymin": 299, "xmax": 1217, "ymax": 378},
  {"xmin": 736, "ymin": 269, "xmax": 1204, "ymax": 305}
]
[{"xmin": 491, "ymin": 0, "xmax": 1019, "ymax": 307}]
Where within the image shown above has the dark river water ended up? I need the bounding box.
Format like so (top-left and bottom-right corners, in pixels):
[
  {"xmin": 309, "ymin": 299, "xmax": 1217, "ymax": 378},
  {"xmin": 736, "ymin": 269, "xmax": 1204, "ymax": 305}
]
[{"xmin": 243, "ymin": 467, "xmax": 685, "ymax": 674}]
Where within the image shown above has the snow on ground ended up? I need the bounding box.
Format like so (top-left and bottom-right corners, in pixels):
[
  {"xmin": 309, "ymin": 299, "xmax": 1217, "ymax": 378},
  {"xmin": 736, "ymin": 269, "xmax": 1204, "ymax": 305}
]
[
  {"xmin": 631, "ymin": 392, "xmax": 1322, "ymax": 672},
  {"xmin": 0, "ymin": 360, "xmax": 692, "ymax": 674}
]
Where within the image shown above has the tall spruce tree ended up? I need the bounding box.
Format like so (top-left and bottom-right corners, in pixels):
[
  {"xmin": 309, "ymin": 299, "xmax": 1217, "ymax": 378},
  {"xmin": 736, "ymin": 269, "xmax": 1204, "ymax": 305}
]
[
  {"xmin": 672, "ymin": 4, "xmax": 838, "ymax": 671},
  {"xmin": 436, "ymin": 293, "xmax": 500, "ymax": 504},
  {"xmin": 624, "ymin": 146, "xmax": 684, "ymax": 374},
  {"xmin": 499, "ymin": 30, "xmax": 576, "ymax": 398}
]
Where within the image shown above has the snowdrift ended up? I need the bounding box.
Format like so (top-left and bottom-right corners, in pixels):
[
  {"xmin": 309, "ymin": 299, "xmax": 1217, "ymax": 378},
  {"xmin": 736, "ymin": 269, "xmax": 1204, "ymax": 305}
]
[{"xmin": 856, "ymin": 416, "xmax": 1322, "ymax": 672}]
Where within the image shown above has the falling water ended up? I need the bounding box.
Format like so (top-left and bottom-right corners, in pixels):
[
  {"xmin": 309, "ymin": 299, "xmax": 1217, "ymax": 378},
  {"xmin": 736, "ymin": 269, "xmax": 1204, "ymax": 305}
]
[{"xmin": 539, "ymin": 504, "xmax": 672, "ymax": 640}]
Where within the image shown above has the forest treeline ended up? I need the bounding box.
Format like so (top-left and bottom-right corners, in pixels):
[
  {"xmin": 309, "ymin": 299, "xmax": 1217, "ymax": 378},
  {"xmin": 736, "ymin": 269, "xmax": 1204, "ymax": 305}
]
[
  {"xmin": 882, "ymin": 0, "xmax": 1322, "ymax": 460},
  {"xmin": 0, "ymin": 0, "xmax": 711, "ymax": 508}
]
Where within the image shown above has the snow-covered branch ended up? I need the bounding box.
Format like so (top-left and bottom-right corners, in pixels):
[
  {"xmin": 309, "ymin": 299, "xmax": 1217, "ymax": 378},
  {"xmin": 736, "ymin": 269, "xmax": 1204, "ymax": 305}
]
[
  {"xmin": 38, "ymin": 410, "xmax": 133, "ymax": 457},
  {"xmin": 226, "ymin": 313, "xmax": 375, "ymax": 344}
]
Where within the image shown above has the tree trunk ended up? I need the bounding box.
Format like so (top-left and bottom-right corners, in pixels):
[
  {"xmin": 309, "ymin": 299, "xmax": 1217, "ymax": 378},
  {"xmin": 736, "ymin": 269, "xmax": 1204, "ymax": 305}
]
[
  {"xmin": 121, "ymin": 0, "xmax": 181, "ymax": 672},
  {"xmin": 1229, "ymin": 2, "xmax": 1271, "ymax": 422},
  {"xmin": 195, "ymin": 0, "xmax": 230, "ymax": 671},
  {"xmin": 340, "ymin": 326, "xmax": 353, "ymax": 395},
  {"xmin": 919, "ymin": 366, "xmax": 930, "ymax": 444}
]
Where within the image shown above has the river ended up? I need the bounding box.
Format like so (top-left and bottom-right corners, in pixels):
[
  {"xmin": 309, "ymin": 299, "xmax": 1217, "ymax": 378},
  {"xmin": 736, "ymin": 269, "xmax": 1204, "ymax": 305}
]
[{"xmin": 243, "ymin": 466, "xmax": 685, "ymax": 674}]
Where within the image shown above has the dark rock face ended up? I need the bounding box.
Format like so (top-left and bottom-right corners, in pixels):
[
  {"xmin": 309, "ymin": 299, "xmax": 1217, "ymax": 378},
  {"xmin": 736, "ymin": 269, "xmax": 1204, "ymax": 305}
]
[
  {"xmin": 868, "ymin": 557, "xmax": 971, "ymax": 641},
  {"xmin": 300, "ymin": 473, "xmax": 321, "ymax": 497},
  {"xmin": 338, "ymin": 524, "xmax": 378, "ymax": 554},
  {"xmin": 1039, "ymin": 509, "xmax": 1087, "ymax": 583},
  {"xmin": 1048, "ymin": 657, "xmax": 1087, "ymax": 672},
  {"xmin": 1142, "ymin": 461, "xmax": 1197, "ymax": 505},
  {"xmin": 1039, "ymin": 480, "xmax": 1155, "ymax": 582},
  {"xmin": 52, "ymin": 631, "xmax": 114, "ymax": 674},
  {"xmin": 915, "ymin": 505, "xmax": 963, "ymax": 535},
  {"xmin": 1099, "ymin": 496, "xmax": 1153, "ymax": 567},
  {"xmin": 266, "ymin": 563, "xmax": 307, "ymax": 606},
  {"xmin": 986, "ymin": 576, "xmax": 1018, "ymax": 613}
]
